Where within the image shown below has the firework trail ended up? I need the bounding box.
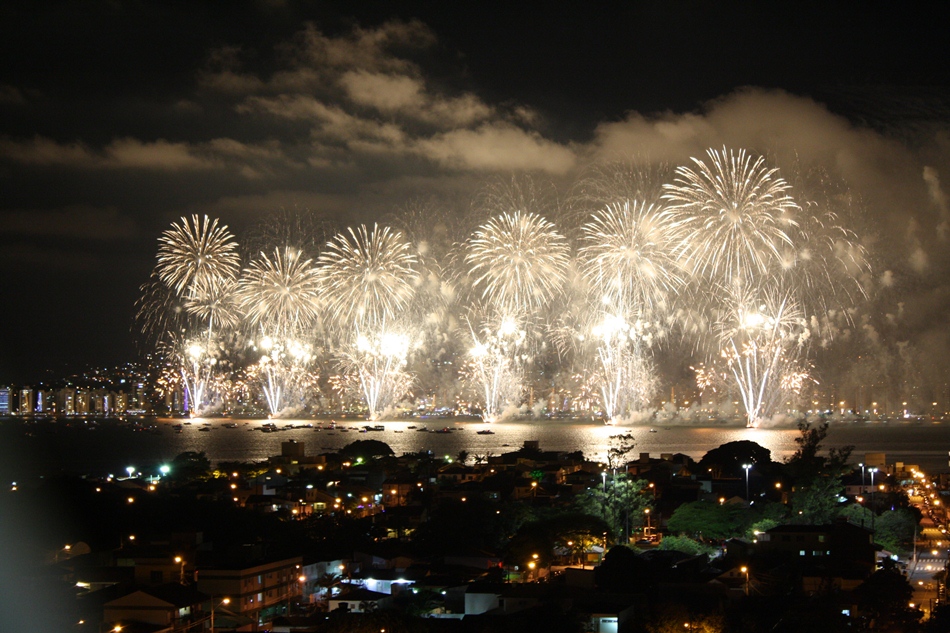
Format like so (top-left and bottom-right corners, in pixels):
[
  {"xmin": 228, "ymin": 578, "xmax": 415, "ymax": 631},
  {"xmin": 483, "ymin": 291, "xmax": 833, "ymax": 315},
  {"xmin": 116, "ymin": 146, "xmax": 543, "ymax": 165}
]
[
  {"xmin": 572, "ymin": 200, "xmax": 685, "ymax": 422},
  {"xmin": 149, "ymin": 215, "xmax": 242, "ymax": 415},
  {"xmin": 337, "ymin": 328, "xmax": 415, "ymax": 420},
  {"xmin": 462, "ymin": 314, "xmax": 527, "ymax": 422},
  {"xmin": 588, "ymin": 313, "xmax": 659, "ymax": 422},
  {"xmin": 317, "ymin": 224, "xmax": 419, "ymax": 416},
  {"xmin": 711, "ymin": 286, "xmax": 811, "ymax": 427},
  {"xmin": 247, "ymin": 336, "xmax": 316, "ymax": 417},
  {"xmin": 238, "ymin": 247, "xmax": 321, "ymax": 416}
]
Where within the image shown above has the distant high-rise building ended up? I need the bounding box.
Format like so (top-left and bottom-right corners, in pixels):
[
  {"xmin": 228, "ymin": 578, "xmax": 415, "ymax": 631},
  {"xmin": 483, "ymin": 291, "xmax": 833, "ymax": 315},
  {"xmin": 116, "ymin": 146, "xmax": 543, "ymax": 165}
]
[
  {"xmin": 36, "ymin": 389, "xmax": 50, "ymax": 414},
  {"xmin": 0, "ymin": 386, "xmax": 11, "ymax": 415},
  {"xmin": 58, "ymin": 388, "xmax": 76, "ymax": 415},
  {"xmin": 76, "ymin": 390, "xmax": 90, "ymax": 414},
  {"xmin": 19, "ymin": 388, "xmax": 33, "ymax": 415}
]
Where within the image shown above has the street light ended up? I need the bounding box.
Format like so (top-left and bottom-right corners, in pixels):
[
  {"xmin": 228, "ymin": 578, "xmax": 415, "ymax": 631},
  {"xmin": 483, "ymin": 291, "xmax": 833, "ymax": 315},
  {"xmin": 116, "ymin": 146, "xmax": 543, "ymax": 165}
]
[
  {"xmin": 742, "ymin": 464, "xmax": 752, "ymax": 501},
  {"xmin": 859, "ymin": 463, "xmax": 865, "ymax": 493},
  {"xmin": 870, "ymin": 468, "xmax": 878, "ymax": 531},
  {"xmin": 644, "ymin": 508, "xmax": 651, "ymax": 540},
  {"xmin": 210, "ymin": 597, "xmax": 230, "ymax": 633},
  {"xmin": 740, "ymin": 566, "xmax": 749, "ymax": 596},
  {"xmin": 287, "ymin": 573, "xmax": 306, "ymax": 615},
  {"xmin": 174, "ymin": 556, "xmax": 186, "ymax": 584},
  {"xmin": 602, "ymin": 471, "xmax": 607, "ymax": 494}
]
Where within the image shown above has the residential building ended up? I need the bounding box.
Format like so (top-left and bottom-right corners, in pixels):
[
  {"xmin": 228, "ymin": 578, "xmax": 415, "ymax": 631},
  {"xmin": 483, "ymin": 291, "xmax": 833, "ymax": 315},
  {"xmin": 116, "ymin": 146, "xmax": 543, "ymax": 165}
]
[{"xmin": 196, "ymin": 556, "xmax": 304, "ymax": 627}]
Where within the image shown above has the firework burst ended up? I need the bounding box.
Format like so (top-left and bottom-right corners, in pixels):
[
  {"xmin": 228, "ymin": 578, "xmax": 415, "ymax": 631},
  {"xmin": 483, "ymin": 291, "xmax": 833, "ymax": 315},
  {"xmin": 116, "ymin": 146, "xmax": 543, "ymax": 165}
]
[
  {"xmin": 238, "ymin": 246, "xmax": 321, "ymax": 338},
  {"xmin": 318, "ymin": 224, "xmax": 419, "ymax": 334},
  {"xmin": 466, "ymin": 211, "xmax": 570, "ymax": 317},
  {"xmin": 579, "ymin": 200, "xmax": 687, "ymax": 317},
  {"xmin": 663, "ymin": 147, "xmax": 800, "ymax": 287},
  {"xmin": 183, "ymin": 275, "xmax": 242, "ymax": 336},
  {"xmin": 156, "ymin": 215, "xmax": 240, "ymax": 297}
]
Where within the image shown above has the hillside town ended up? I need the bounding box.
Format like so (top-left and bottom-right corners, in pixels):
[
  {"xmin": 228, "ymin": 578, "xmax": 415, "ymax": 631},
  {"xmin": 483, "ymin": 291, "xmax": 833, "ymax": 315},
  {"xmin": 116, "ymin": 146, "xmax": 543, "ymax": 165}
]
[{"xmin": 3, "ymin": 422, "xmax": 948, "ymax": 633}]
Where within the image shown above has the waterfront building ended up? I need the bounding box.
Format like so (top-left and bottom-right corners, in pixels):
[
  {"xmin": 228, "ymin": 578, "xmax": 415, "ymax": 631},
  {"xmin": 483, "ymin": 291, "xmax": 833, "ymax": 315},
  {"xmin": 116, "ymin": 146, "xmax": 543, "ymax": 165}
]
[
  {"xmin": 76, "ymin": 389, "xmax": 90, "ymax": 414},
  {"xmin": 58, "ymin": 387, "xmax": 76, "ymax": 415},
  {"xmin": 0, "ymin": 385, "xmax": 10, "ymax": 414},
  {"xmin": 19, "ymin": 387, "xmax": 33, "ymax": 415},
  {"xmin": 35, "ymin": 389, "xmax": 50, "ymax": 414}
]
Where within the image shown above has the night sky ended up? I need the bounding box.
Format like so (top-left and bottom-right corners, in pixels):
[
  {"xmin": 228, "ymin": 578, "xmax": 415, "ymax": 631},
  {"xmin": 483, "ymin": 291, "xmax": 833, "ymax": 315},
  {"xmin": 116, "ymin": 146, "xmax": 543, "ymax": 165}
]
[{"xmin": 1, "ymin": 1, "xmax": 949, "ymax": 390}]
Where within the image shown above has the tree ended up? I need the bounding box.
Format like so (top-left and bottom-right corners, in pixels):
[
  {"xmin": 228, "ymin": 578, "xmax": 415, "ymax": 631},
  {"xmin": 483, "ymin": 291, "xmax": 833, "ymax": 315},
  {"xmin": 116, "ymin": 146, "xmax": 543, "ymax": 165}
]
[
  {"xmin": 606, "ymin": 432, "xmax": 637, "ymax": 471},
  {"xmin": 874, "ymin": 509, "xmax": 918, "ymax": 554},
  {"xmin": 784, "ymin": 422, "xmax": 853, "ymax": 525},
  {"xmin": 838, "ymin": 502, "xmax": 874, "ymax": 529},
  {"xmin": 647, "ymin": 603, "xmax": 725, "ymax": 633},
  {"xmin": 785, "ymin": 421, "xmax": 853, "ymax": 483},
  {"xmin": 667, "ymin": 500, "xmax": 750, "ymax": 541},
  {"xmin": 506, "ymin": 512, "xmax": 609, "ymax": 567},
  {"xmin": 169, "ymin": 451, "xmax": 211, "ymax": 480},
  {"xmin": 789, "ymin": 475, "xmax": 845, "ymax": 525},
  {"xmin": 573, "ymin": 474, "xmax": 650, "ymax": 541},
  {"xmin": 698, "ymin": 440, "xmax": 772, "ymax": 478},
  {"xmin": 855, "ymin": 561, "xmax": 921, "ymax": 631},
  {"xmin": 656, "ymin": 534, "xmax": 717, "ymax": 557},
  {"xmin": 339, "ymin": 440, "xmax": 394, "ymax": 461},
  {"xmin": 315, "ymin": 572, "xmax": 342, "ymax": 602}
]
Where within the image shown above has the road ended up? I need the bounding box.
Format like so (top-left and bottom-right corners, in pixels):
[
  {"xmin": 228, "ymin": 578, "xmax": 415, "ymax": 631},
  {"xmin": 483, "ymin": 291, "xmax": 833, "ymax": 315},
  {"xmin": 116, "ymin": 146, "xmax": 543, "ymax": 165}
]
[{"xmin": 907, "ymin": 478, "xmax": 948, "ymax": 619}]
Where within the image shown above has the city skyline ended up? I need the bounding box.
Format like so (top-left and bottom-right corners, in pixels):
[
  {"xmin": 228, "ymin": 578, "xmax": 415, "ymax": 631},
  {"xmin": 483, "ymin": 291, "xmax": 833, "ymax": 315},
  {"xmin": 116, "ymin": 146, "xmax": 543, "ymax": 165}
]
[{"xmin": 1, "ymin": 2, "xmax": 949, "ymax": 405}]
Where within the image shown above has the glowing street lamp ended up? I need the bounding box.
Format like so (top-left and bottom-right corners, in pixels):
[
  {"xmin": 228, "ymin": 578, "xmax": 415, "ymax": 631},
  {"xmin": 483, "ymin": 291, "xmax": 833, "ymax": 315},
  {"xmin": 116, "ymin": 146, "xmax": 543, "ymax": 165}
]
[
  {"xmin": 742, "ymin": 464, "xmax": 752, "ymax": 501},
  {"xmin": 740, "ymin": 566, "xmax": 749, "ymax": 596},
  {"xmin": 869, "ymin": 467, "xmax": 878, "ymax": 530},
  {"xmin": 210, "ymin": 597, "xmax": 230, "ymax": 633}
]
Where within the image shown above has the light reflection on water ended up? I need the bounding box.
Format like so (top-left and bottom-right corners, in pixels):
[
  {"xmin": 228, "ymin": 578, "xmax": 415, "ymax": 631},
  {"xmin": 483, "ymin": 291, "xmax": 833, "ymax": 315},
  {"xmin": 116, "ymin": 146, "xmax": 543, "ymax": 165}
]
[{"xmin": 3, "ymin": 418, "xmax": 949, "ymax": 477}]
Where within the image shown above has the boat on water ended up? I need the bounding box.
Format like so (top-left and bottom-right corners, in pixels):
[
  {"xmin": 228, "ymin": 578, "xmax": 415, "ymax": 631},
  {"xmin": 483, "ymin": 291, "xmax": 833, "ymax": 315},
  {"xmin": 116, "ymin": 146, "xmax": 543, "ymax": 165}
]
[
  {"xmin": 649, "ymin": 428, "xmax": 657, "ymax": 433},
  {"xmin": 476, "ymin": 429, "xmax": 495, "ymax": 435}
]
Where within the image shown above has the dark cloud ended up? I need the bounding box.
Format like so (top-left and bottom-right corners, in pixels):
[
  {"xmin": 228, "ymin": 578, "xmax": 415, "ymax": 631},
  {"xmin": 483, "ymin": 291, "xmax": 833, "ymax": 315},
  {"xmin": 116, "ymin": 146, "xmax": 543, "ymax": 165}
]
[{"xmin": 0, "ymin": 206, "xmax": 138, "ymax": 241}]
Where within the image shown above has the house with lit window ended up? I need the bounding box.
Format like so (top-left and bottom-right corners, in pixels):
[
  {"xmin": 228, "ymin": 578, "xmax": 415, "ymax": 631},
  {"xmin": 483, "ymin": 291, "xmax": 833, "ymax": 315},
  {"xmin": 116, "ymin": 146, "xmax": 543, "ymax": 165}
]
[
  {"xmin": 754, "ymin": 519, "xmax": 877, "ymax": 592},
  {"xmin": 196, "ymin": 555, "xmax": 304, "ymax": 627},
  {"xmin": 102, "ymin": 583, "xmax": 208, "ymax": 631}
]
